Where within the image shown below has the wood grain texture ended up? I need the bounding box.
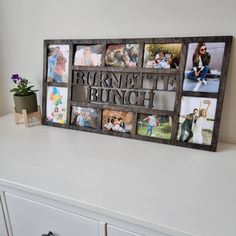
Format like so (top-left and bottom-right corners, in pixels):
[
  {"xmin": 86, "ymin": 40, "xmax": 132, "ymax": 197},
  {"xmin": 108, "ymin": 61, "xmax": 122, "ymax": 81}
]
[{"xmin": 42, "ymin": 36, "xmax": 233, "ymax": 152}]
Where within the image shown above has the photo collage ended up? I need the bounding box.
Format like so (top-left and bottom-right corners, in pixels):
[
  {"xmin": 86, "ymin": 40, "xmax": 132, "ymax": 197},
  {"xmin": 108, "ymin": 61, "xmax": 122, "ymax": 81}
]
[
  {"xmin": 43, "ymin": 37, "xmax": 231, "ymax": 151},
  {"xmin": 45, "ymin": 42, "xmax": 175, "ymax": 140}
]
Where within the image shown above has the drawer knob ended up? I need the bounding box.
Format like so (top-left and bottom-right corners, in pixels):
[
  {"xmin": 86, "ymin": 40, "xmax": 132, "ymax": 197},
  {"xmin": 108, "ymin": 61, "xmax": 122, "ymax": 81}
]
[{"xmin": 42, "ymin": 232, "xmax": 54, "ymax": 236}]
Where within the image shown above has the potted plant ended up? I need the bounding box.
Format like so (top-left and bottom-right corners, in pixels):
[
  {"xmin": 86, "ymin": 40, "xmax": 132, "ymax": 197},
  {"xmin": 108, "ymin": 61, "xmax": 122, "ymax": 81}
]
[{"xmin": 10, "ymin": 74, "xmax": 39, "ymax": 114}]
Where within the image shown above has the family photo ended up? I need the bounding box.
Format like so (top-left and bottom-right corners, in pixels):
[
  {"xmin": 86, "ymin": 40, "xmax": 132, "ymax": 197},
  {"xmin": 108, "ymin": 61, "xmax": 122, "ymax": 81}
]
[
  {"xmin": 105, "ymin": 44, "xmax": 139, "ymax": 68},
  {"xmin": 47, "ymin": 45, "xmax": 69, "ymax": 83},
  {"xmin": 74, "ymin": 45, "xmax": 103, "ymax": 66},
  {"xmin": 46, "ymin": 87, "xmax": 68, "ymax": 124},
  {"xmin": 71, "ymin": 106, "xmax": 98, "ymax": 129},
  {"xmin": 177, "ymin": 96, "xmax": 217, "ymax": 145},
  {"xmin": 183, "ymin": 42, "xmax": 225, "ymax": 93},
  {"xmin": 137, "ymin": 114, "xmax": 172, "ymax": 139},
  {"xmin": 102, "ymin": 110, "xmax": 133, "ymax": 133},
  {"xmin": 143, "ymin": 43, "xmax": 182, "ymax": 69}
]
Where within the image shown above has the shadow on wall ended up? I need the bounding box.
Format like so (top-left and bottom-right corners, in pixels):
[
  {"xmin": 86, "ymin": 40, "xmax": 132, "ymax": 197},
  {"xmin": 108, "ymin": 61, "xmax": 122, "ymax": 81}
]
[{"xmin": 0, "ymin": 90, "xmax": 7, "ymax": 117}]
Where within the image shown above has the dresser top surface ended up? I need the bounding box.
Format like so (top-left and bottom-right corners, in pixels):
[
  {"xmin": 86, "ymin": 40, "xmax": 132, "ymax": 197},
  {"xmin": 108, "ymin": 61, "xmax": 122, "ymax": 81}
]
[{"xmin": 0, "ymin": 114, "xmax": 236, "ymax": 236}]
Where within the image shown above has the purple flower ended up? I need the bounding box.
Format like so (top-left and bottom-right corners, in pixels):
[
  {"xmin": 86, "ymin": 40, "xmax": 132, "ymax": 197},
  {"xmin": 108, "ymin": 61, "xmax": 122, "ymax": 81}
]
[{"xmin": 11, "ymin": 74, "xmax": 22, "ymax": 83}]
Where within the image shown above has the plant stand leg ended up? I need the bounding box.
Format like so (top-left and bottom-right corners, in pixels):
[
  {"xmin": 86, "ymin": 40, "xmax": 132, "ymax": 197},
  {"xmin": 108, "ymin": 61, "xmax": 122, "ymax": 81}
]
[
  {"xmin": 36, "ymin": 105, "xmax": 42, "ymax": 124},
  {"xmin": 14, "ymin": 106, "xmax": 41, "ymax": 127},
  {"xmin": 14, "ymin": 107, "xmax": 20, "ymax": 124},
  {"xmin": 22, "ymin": 109, "xmax": 29, "ymax": 128}
]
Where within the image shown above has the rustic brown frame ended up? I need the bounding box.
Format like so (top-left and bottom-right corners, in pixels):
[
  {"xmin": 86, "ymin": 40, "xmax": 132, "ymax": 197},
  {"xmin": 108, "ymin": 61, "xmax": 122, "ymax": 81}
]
[{"xmin": 42, "ymin": 36, "xmax": 232, "ymax": 152}]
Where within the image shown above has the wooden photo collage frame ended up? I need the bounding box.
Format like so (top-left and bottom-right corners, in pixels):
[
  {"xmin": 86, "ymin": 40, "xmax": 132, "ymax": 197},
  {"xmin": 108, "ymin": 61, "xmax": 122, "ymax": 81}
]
[{"xmin": 42, "ymin": 36, "xmax": 232, "ymax": 151}]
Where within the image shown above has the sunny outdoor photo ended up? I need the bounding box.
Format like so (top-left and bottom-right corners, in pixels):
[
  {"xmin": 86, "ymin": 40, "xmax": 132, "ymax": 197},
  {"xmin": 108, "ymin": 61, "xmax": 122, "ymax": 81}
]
[
  {"xmin": 177, "ymin": 96, "xmax": 217, "ymax": 145},
  {"xmin": 137, "ymin": 113, "xmax": 172, "ymax": 139},
  {"xmin": 143, "ymin": 43, "xmax": 182, "ymax": 69}
]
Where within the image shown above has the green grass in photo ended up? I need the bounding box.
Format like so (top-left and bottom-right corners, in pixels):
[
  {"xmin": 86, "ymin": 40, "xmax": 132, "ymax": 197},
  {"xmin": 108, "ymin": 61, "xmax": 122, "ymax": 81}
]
[{"xmin": 137, "ymin": 122, "xmax": 171, "ymax": 140}]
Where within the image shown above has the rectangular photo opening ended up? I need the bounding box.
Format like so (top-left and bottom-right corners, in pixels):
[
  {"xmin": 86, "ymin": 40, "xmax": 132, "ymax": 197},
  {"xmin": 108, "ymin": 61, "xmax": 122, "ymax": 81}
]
[
  {"xmin": 177, "ymin": 96, "xmax": 217, "ymax": 145},
  {"xmin": 71, "ymin": 106, "xmax": 98, "ymax": 129},
  {"xmin": 102, "ymin": 109, "xmax": 133, "ymax": 133},
  {"xmin": 46, "ymin": 86, "xmax": 68, "ymax": 124},
  {"xmin": 74, "ymin": 45, "xmax": 103, "ymax": 66},
  {"xmin": 137, "ymin": 113, "xmax": 172, "ymax": 139},
  {"xmin": 47, "ymin": 45, "xmax": 69, "ymax": 83},
  {"xmin": 105, "ymin": 44, "xmax": 140, "ymax": 68},
  {"xmin": 183, "ymin": 42, "xmax": 225, "ymax": 93},
  {"xmin": 143, "ymin": 43, "xmax": 182, "ymax": 69}
]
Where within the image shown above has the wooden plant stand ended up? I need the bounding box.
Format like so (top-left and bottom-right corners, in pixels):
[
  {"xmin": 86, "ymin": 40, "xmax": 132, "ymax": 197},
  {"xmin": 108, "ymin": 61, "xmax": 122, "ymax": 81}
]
[{"xmin": 15, "ymin": 105, "xmax": 41, "ymax": 128}]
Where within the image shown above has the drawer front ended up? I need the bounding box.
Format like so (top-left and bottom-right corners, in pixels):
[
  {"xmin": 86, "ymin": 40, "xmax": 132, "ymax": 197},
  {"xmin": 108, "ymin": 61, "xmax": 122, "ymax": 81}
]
[
  {"xmin": 5, "ymin": 193, "xmax": 99, "ymax": 236},
  {"xmin": 0, "ymin": 196, "xmax": 8, "ymax": 236},
  {"xmin": 107, "ymin": 225, "xmax": 143, "ymax": 236}
]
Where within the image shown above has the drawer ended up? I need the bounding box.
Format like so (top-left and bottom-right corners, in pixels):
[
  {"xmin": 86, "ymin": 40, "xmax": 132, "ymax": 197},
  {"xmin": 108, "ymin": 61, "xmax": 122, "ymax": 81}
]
[
  {"xmin": 107, "ymin": 225, "xmax": 142, "ymax": 236},
  {"xmin": 0, "ymin": 195, "xmax": 8, "ymax": 236},
  {"xmin": 5, "ymin": 193, "xmax": 99, "ymax": 236}
]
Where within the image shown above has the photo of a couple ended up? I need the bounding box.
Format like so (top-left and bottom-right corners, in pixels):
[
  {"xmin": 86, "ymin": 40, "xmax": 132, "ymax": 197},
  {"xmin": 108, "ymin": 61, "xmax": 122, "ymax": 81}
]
[
  {"xmin": 47, "ymin": 45, "xmax": 69, "ymax": 83},
  {"xmin": 71, "ymin": 106, "xmax": 98, "ymax": 129},
  {"xmin": 178, "ymin": 97, "xmax": 217, "ymax": 145}
]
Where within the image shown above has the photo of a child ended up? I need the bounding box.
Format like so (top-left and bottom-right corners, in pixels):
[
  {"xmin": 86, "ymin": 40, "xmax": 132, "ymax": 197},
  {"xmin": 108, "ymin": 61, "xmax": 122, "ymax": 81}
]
[
  {"xmin": 137, "ymin": 114, "xmax": 172, "ymax": 139},
  {"xmin": 74, "ymin": 45, "xmax": 102, "ymax": 66},
  {"xmin": 102, "ymin": 110, "xmax": 133, "ymax": 133},
  {"xmin": 46, "ymin": 87, "xmax": 68, "ymax": 124}
]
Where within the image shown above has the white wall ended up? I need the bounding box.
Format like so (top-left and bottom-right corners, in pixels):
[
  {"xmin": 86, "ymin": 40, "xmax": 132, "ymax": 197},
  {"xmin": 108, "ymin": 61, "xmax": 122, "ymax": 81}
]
[{"xmin": 0, "ymin": 0, "xmax": 235, "ymax": 143}]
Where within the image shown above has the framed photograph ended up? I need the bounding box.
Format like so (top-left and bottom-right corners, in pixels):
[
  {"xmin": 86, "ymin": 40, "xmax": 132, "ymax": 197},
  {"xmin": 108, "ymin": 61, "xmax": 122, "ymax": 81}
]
[
  {"xmin": 74, "ymin": 45, "xmax": 103, "ymax": 66},
  {"xmin": 47, "ymin": 45, "xmax": 69, "ymax": 83},
  {"xmin": 42, "ymin": 37, "xmax": 232, "ymax": 151},
  {"xmin": 46, "ymin": 86, "xmax": 68, "ymax": 124},
  {"xmin": 102, "ymin": 109, "xmax": 133, "ymax": 133},
  {"xmin": 137, "ymin": 114, "xmax": 172, "ymax": 139},
  {"xmin": 71, "ymin": 106, "xmax": 98, "ymax": 129},
  {"xmin": 183, "ymin": 42, "xmax": 225, "ymax": 93},
  {"xmin": 143, "ymin": 43, "xmax": 182, "ymax": 69},
  {"xmin": 105, "ymin": 44, "xmax": 139, "ymax": 68},
  {"xmin": 177, "ymin": 96, "xmax": 217, "ymax": 145}
]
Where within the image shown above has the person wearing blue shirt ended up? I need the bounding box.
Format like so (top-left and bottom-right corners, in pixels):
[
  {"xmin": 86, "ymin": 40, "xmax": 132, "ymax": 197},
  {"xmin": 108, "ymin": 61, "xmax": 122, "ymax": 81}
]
[{"xmin": 48, "ymin": 47, "xmax": 60, "ymax": 81}]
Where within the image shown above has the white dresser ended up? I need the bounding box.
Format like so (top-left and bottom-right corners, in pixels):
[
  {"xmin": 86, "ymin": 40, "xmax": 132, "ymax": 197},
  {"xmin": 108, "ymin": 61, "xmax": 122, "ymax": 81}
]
[{"xmin": 0, "ymin": 114, "xmax": 236, "ymax": 236}]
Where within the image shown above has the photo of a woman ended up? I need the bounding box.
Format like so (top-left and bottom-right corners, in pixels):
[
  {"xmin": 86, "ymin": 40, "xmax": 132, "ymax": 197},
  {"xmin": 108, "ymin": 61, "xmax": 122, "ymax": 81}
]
[
  {"xmin": 183, "ymin": 42, "xmax": 225, "ymax": 93},
  {"xmin": 186, "ymin": 42, "xmax": 211, "ymax": 85}
]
